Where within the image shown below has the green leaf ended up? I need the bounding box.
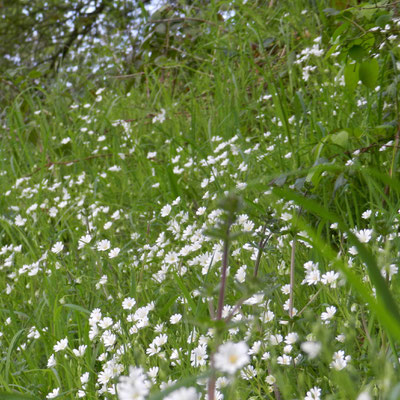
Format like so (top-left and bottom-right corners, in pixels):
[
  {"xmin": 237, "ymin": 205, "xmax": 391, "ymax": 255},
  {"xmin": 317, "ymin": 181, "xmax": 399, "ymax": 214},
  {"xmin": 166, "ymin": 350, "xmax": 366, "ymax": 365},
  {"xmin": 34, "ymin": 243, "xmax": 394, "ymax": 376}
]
[
  {"xmin": 331, "ymin": 21, "xmax": 350, "ymax": 43},
  {"xmin": 62, "ymin": 303, "xmax": 91, "ymax": 315},
  {"xmin": 173, "ymin": 272, "xmax": 197, "ymax": 313},
  {"xmin": 330, "ymin": 130, "xmax": 349, "ymax": 147},
  {"xmin": 344, "ymin": 63, "xmax": 359, "ymax": 91},
  {"xmin": 348, "ymin": 45, "xmax": 366, "ymax": 62},
  {"xmin": 273, "ymin": 187, "xmax": 400, "ymax": 342},
  {"xmin": 0, "ymin": 394, "xmax": 37, "ymax": 400},
  {"xmin": 359, "ymin": 59, "xmax": 379, "ymax": 89},
  {"xmin": 5, "ymin": 329, "xmax": 25, "ymax": 385},
  {"xmin": 375, "ymin": 13, "xmax": 392, "ymax": 27}
]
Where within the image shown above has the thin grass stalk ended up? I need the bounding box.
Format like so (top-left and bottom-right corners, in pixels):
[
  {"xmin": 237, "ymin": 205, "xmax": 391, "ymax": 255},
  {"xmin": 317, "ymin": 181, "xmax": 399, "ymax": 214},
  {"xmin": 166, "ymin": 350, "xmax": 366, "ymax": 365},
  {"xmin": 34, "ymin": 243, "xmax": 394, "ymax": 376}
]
[
  {"xmin": 208, "ymin": 219, "xmax": 232, "ymax": 400},
  {"xmin": 289, "ymin": 235, "xmax": 296, "ymax": 318}
]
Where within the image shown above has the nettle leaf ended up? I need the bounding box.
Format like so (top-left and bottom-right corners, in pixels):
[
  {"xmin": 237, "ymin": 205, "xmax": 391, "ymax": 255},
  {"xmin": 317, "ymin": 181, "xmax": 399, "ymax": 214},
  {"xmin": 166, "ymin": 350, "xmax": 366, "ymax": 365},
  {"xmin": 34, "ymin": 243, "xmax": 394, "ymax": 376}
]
[
  {"xmin": 344, "ymin": 63, "xmax": 359, "ymax": 91},
  {"xmin": 359, "ymin": 58, "xmax": 379, "ymax": 89}
]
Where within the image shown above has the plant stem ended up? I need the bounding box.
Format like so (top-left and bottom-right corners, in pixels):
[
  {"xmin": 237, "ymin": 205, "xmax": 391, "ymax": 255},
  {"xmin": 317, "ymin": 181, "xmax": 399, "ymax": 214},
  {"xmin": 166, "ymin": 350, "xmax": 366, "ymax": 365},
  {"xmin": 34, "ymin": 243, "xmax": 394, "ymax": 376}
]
[
  {"xmin": 289, "ymin": 235, "xmax": 296, "ymax": 318},
  {"xmin": 216, "ymin": 221, "xmax": 232, "ymax": 320},
  {"xmin": 254, "ymin": 224, "xmax": 268, "ymax": 278},
  {"xmin": 208, "ymin": 218, "xmax": 233, "ymax": 400}
]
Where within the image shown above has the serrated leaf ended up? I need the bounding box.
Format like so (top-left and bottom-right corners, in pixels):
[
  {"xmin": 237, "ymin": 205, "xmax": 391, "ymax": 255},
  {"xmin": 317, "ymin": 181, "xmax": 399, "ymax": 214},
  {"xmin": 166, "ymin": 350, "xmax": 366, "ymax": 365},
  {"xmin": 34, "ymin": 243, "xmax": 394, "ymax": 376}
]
[{"xmin": 359, "ymin": 59, "xmax": 379, "ymax": 89}]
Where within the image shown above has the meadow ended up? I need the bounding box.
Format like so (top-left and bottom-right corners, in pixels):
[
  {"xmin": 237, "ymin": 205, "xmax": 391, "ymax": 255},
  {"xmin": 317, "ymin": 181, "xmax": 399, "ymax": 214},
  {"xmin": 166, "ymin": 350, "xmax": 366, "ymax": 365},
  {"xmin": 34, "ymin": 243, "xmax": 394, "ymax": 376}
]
[{"xmin": 1, "ymin": 1, "xmax": 400, "ymax": 399}]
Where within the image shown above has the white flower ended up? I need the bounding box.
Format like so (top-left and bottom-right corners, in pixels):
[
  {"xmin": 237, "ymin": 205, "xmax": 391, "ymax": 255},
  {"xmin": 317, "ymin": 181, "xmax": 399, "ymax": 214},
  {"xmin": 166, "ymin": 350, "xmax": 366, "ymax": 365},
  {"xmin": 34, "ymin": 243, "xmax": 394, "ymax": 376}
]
[
  {"xmin": 15, "ymin": 215, "xmax": 27, "ymax": 226},
  {"xmin": 81, "ymin": 372, "xmax": 90, "ymax": 384},
  {"xmin": 109, "ymin": 247, "xmax": 120, "ymax": 258},
  {"xmin": 336, "ymin": 334, "xmax": 345, "ymax": 343},
  {"xmin": 102, "ymin": 330, "xmax": 116, "ymax": 347},
  {"xmin": 73, "ymin": 345, "xmax": 87, "ymax": 357},
  {"xmin": 153, "ymin": 333, "xmax": 168, "ymax": 346},
  {"xmin": 362, "ymin": 210, "xmax": 372, "ymax": 219},
  {"xmin": 190, "ymin": 344, "xmax": 208, "ymax": 367},
  {"xmin": 355, "ymin": 228, "xmax": 373, "ymax": 243},
  {"xmin": 357, "ymin": 391, "xmax": 372, "ymax": 400},
  {"xmin": 330, "ymin": 350, "xmax": 351, "ymax": 370},
  {"xmin": 285, "ymin": 332, "xmax": 298, "ymax": 345},
  {"xmin": 46, "ymin": 388, "xmax": 60, "ymax": 399},
  {"xmin": 170, "ymin": 314, "xmax": 182, "ymax": 324},
  {"xmin": 164, "ymin": 387, "xmax": 198, "ymax": 400},
  {"xmin": 47, "ymin": 354, "xmax": 56, "ymax": 368},
  {"xmin": 300, "ymin": 341, "xmax": 321, "ymax": 359},
  {"xmin": 240, "ymin": 365, "xmax": 257, "ymax": 380},
  {"xmin": 117, "ymin": 367, "xmax": 150, "ymax": 400},
  {"xmin": 161, "ymin": 204, "xmax": 172, "ymax": 217},
  {"xmin": 196, "ymin": 207, "xmax": 206, "ymax": 216},
  {"xmin": 49, "ymin": 207, "xmax": 58, "ymax": 217},
  {"xmin": 78, "ymin": 234, "xmax": 92, "ymax": 249},
  {"xmin": 152, "ymin": 108, "xmax": 166, "ymax": 124},
  {"xmin": 122, "ymin": 297, "xmax": 136, "ymax": 310},
  {"xmin": 277, "ymin": 354, "xmax": 292, "ymax": 365},
  {"xmin": 321, "ymin": 306, "xmax": 336, "ymax": 323},
  {"xmin": 97, "ymin": 239, "xmax": 111, "ymax": 251},
  {"xmin": 214, "ymin": 341, "xmax": 250, "ymax": 374},
  {"xmin": 266, "ymin": 375, "xmax": 276, "ymax": 385},
  {"xmin": 53, "ymin": 337, "xmax": 68, "ymax": 352},
  {"xmin": 165, "ymin": 251, "xmax": 179, "ymax": 264},
  {"xmin": 304, "ymin": 269, "xmax": 320, "ymax": 285},
  {"xmin": 51, "ymin": 242, "xmax": 64, "ymax": 254},
  {"xmin": 305, "ymin": 386, "xmax": 321, "ymax": 400},
  {"xmin": 235, "ymin": 265, "xmax": 247, "ymax": 283},
  {"xmin": 321, "ymin": 271, "xmax": 340, "ymax": 288}
]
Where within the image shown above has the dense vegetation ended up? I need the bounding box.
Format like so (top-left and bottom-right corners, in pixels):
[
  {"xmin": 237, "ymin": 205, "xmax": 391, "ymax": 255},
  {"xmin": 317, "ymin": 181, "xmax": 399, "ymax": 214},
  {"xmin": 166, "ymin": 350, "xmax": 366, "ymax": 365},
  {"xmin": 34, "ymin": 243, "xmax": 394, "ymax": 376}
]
[{"xmin": 1, "ymin": 1, "xmax": 400, "ymax": 399}]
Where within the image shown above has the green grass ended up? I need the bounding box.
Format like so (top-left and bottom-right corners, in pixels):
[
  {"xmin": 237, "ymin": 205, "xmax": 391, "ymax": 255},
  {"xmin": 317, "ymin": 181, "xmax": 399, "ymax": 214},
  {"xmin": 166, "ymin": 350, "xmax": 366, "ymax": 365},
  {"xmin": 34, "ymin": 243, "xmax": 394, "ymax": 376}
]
[{"xmin": 1, "ymin": 1, "xmax": 400, "ymax": 399}]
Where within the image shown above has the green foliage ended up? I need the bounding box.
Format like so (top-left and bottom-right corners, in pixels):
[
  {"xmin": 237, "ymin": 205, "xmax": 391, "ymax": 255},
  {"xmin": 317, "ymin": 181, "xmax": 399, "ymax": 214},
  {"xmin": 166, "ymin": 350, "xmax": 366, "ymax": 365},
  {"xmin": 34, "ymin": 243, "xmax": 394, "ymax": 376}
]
[{"xmin": 1, "ymin": 1, "xmax": 400, "ymax": 399}]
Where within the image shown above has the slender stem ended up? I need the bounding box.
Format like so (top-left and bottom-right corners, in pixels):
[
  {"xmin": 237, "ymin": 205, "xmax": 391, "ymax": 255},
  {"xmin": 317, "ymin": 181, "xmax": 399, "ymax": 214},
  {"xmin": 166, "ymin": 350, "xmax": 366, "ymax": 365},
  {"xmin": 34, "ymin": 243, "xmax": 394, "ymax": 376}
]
[
  {"xmin": 297, "ymin": 288, "xmax": 322, "ymax": 317},
  {"xmin": 207, "ymin": 356, "xmax": 216, "ymax": 400},
  {"xmin": 208, "ymin": 218, "xmax": 232, "ymax": 400},
  {"xmin": 289, "ymin": 235, "xmax": 296, "ymax": 318},
  {"xmin": 254, "ymin": 224, "xmax": 268, "ymax": 278},
  {"xmin": 267, "ymin": 365, "xmax": 281, "ymax": 400},
  {"xmin": 216, "ymin": 221, "xmax": 232, "ymax": 320}
]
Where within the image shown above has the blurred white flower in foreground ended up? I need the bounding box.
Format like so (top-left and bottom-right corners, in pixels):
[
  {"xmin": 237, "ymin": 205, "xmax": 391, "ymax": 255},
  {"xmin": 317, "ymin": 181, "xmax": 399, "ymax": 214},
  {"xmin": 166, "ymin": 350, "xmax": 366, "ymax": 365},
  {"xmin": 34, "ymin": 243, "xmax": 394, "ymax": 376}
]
[
  {"xmin": 117, "ymin": 367, "xmax": 150, "ymax": 400},
  {"xmin": 214, "ymin": 341, "xmax": 250, "ymax": 374}
]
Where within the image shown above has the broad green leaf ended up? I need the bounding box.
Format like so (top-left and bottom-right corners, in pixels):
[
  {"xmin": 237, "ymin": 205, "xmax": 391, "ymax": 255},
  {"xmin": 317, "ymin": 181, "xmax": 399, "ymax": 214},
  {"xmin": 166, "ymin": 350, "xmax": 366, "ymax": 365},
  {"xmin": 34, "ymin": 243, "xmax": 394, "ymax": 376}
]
[
  {"xmin": 375, "ymin": 13, "xmax": 392, "ymax": 27},
  {"xmin": 359, "ymin": 59, "xmax": 379, "ymax": 89},
  {"xmin": 344, "ymin": 63, "xmax": 359, "ymax": 91},
  {"xmin": 348, "ymin": 45, "xmax": 366, "ymax": 62},
  {"xmin": 330, "ymin": 130, "xmax": 349, "ymax": 147}
]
